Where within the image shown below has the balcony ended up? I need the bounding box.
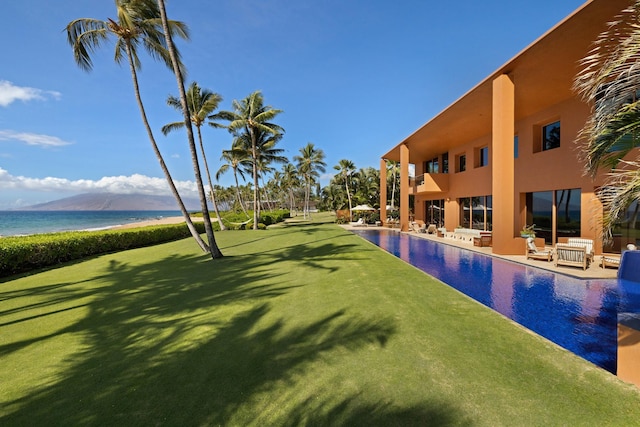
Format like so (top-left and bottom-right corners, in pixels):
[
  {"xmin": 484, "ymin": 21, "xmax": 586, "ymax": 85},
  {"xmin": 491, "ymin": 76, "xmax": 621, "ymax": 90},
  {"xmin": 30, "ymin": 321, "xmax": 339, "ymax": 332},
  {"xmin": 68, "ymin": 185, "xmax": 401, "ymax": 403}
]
[{"xmin": 410, "ymin": 173, "xmax": 449, "ymax": 195}]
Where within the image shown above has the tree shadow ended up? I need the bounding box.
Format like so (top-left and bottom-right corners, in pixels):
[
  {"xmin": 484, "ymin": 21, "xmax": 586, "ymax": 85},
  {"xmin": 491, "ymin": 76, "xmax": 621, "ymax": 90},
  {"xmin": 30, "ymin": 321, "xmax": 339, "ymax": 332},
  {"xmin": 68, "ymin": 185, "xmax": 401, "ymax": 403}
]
[{"xmin": 1, "ymin": 231, "xmax": 471, "ymax": 425}]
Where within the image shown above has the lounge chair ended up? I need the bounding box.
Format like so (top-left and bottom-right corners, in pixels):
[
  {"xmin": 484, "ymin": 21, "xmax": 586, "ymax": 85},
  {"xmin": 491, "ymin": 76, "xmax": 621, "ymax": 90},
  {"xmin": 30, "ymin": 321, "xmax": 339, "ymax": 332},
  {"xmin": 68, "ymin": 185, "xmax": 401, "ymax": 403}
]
[
  {"xmin": 350, "ymin": 218, "xmax": 367, "ymax": 227},
  {"xmin": 426, "ymin": 224, "xmax": 437, "ymax": 234},
  {"xmin": 410, "ymin": 220, "xmax": 427, "ymax": 233},
  {"xmin": 525, "ymin": 237, "xmax": 552, "ymax": 262},
  {"xmin": 566, "ymin": 238, "xmax": 594, "ymax": 262},
  {"xmin": 555, "ymin": 243, "xmax": 588, "ymax": 270},
  {"xmin": 601, "ymin": 255, "xmax": 620, "ymax": 269}
]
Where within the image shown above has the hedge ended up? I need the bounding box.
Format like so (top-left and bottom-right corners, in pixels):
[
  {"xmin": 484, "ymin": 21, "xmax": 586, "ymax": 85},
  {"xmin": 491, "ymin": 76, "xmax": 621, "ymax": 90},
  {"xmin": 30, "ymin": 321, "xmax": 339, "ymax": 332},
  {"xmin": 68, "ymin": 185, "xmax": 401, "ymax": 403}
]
[{"xmin": 0, "ymin": 222, "xmax": 206, "ymax": 278}]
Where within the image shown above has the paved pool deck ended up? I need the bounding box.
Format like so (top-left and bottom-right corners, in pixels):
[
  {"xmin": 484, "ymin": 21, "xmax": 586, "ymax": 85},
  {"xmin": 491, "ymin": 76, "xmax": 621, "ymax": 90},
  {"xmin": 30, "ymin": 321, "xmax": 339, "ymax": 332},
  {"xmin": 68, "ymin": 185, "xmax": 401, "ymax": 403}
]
[{"xmin": 342, "ymin": 224, "xmax": 619, "ymax": 280}]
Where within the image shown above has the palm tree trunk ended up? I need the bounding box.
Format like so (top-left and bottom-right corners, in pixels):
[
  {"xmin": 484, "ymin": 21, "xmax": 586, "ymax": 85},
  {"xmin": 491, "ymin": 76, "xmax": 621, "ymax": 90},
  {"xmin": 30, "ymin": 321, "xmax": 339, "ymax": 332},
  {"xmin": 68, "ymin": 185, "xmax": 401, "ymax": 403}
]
[
  {"xmin": 157, "ymin": 0, "xmax": 222, "ymax": 258},
  {"xmin": 233, "ymin": 169, "xmax": 250, "ymax": 218},
  {"xmin": 197, "ymin": 128, "xmax": 227, "ymax": 230},
  {"xmin": 250, "ymin": 129, "xmax": 259, "ymax": 230},
  {"xmin": 345, "ymin": 175, "xmax": 353, "ymax": 221},
  {"xmin": 124, "ymin": 43, "xmax": 209, "ymax": 253}
]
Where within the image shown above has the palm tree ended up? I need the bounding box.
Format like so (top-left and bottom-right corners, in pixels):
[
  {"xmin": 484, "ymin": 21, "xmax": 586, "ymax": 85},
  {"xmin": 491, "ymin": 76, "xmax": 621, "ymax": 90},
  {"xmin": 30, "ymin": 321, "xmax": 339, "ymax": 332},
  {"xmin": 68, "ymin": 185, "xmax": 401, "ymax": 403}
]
[
  {"xmin": 574, "ymin": 1, "xmax": 640, "ymax": 242},
  {"xmin": 294, "ymin": 143, "xmax": 326, "ymax": 219},
  {"xmin": 355, "ymin": 166, "xmax": 381, "ymax": 208},
  {"xmin": 386, "ymin": 160, "xmax": 400, "ymax": 210},
  {"xmin": 217, "ymin": 145, "xmax": 251, "ymax": 217},
  {"xmin": 156, "ymin": 0, "xmax": 223, "ymax": 258},
  {"xmin": 281, "ymin": 162, "xmax": 301, "ymax": 214},
  {"xmin": 66, "ymin": 0, "xmax": 211, "ymax": 253},
  {"xmin": 162, "ymin": 81, "xmax": 227, "ymax": 231},
  {"xmin": 334, "ymin": 159, "xmax": 355, "ymax": 220},
  {"xmin": 217, "ymin": 91, "xmax": 284, "ymax": 229}
]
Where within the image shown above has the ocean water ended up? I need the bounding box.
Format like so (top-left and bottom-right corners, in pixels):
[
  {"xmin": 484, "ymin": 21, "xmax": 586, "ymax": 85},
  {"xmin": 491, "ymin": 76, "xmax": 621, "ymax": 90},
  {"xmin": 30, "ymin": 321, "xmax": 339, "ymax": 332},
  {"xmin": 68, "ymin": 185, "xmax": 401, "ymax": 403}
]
[{"xmin": 0, "ymin": 211, "xmax": 182, "ymax": 236}]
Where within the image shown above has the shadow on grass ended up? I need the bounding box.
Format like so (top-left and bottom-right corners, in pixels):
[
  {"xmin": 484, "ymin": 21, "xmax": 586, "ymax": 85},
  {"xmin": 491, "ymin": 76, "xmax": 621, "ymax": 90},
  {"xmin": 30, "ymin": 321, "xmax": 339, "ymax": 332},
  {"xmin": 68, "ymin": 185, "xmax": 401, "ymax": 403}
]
[{"xmin": 1, "ymin": 232, "xmax": 470, "ymax": 425}]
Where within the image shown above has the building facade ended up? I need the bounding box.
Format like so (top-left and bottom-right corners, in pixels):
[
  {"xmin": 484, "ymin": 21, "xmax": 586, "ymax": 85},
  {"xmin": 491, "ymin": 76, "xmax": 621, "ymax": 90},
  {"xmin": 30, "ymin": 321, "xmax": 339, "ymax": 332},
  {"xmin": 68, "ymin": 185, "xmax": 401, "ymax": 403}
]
[{"xmin": 380, "ymin": 0, "xmax": 639, "ymax": 255}]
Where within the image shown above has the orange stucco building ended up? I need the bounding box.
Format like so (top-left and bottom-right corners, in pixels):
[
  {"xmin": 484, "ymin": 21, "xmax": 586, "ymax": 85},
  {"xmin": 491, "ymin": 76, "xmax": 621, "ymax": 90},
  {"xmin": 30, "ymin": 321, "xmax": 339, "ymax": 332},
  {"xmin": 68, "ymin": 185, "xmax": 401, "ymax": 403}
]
[{"xmin": 380, "ymin": 0, "xmax": 639, "ymax": 256}]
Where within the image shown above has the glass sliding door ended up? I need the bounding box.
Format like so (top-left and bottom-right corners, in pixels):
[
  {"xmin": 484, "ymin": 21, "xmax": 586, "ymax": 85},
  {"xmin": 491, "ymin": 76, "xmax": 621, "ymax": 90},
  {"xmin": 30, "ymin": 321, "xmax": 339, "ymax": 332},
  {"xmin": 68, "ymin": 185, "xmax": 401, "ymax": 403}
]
[{"xmin": 556, "ymin": 188, "xmax": 581, "ymax": 239}]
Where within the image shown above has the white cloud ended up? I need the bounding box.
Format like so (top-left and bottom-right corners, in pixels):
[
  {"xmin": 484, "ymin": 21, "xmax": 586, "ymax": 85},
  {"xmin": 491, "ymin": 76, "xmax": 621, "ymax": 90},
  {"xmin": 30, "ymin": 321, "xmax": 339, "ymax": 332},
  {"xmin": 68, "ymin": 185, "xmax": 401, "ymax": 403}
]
[
  {"xmin": 0, "ymin": 80, "xmax": 61, "ymax": 107},
  {"xmin": 0, "ymin": 130, "xmax": 72, "ymax": 147},
  {"xmin": 0, "ymin": 168, "xmax": 199, "ymax": 198}
]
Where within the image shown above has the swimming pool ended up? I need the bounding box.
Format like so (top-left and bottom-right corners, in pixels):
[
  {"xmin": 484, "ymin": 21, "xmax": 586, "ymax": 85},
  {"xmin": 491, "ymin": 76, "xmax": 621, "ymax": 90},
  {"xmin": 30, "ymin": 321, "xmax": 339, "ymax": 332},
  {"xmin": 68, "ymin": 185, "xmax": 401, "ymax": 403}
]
[{"xmin": 353, "ymin": 229, "xmax": 640, "ymax": 373}]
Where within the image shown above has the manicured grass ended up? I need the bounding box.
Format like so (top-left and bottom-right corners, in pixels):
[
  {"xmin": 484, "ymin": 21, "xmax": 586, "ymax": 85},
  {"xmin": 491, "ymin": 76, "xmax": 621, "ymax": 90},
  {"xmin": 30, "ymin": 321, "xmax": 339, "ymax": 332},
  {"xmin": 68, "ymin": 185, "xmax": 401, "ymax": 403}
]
[{"xmin": 1, "ymin": 212, "xmax": 639, "ymax": 425}]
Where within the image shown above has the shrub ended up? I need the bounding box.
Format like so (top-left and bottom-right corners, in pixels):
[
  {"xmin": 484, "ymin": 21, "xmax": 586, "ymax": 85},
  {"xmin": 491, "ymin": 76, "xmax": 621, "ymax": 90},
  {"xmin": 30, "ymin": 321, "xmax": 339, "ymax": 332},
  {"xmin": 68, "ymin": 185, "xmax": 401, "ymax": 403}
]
[{"xmin": 0, "ymin": 222, "xmax": 206, "ymax": 278}]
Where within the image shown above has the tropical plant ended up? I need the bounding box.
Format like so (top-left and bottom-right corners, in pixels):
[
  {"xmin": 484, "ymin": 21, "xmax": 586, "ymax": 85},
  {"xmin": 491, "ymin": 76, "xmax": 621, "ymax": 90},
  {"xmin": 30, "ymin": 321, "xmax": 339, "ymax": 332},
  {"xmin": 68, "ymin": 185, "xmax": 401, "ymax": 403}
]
[
  {"xmin": 294, "ymin": 143, "xmax": 326, "ymax": 219},
  {"xmin": 162, "ymin": 81, "xmax": 227, "ymax": 231},
  {"xmin": 354, "ymin": 166, "xmax": 380, "ymax": 208},
  {"xmin": 574, "ymin": 0, "xmax": 640, "ymax": 242},
  {"xmin": 386, "ymin": 160, "xmax": 400, "ymax": 210},
  {"xmin": 65, "ymin": 0, "xmax": 211, "ymax": 253},
  {"xmin": 217, "ymin": 91, "xmax": 284, "ymax": 229},
  {"xmin": 217, "ymin": 144, "xmax": 251, "ymax": 217},
  {"xmin": 157, "ymin": 0, "xmax": 223, "ymax": 257},
  {"xmin": 281, "ymin": 162, "xmax": 302, "ymax": 214},
  {"xmin": 334, "ymin": 159, "xmax": 355, "ymax": 221}
]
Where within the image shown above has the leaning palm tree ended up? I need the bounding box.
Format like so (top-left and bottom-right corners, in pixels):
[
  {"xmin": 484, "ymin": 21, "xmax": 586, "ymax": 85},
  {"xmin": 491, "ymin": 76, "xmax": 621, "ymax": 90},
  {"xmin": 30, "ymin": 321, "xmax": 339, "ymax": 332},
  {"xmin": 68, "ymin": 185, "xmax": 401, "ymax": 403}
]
[
  {"xmin": 334, "ymin": 159, "xmax": 356, "ymax": 221},
  {"xmin": 217, "ymin": 91, "xmax": 284, "ymax": 229},
  {"xmin": 294, "ymin": 143, "xmax": 326, "ymax": 219},
  {"xmin": 574, "ymin": 0, "xmax": 640, "ymax": 243},
  {"xmin": 156, "ymin": 0, "xmax": 222, "ymax": 258},
  {"xmin": 162, "ymin": 81, "xmax": 227, "ymax": 231},
  {"xmin": 66, "ymin": 0, "xmax": 211, "ymax": 253}
]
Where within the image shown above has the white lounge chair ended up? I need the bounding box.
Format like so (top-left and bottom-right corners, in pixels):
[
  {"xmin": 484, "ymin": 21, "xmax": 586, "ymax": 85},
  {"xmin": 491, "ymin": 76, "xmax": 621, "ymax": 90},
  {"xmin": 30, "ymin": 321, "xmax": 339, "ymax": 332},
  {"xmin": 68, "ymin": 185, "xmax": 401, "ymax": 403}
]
[
  {"xmin": 525, "ymin": 237, "xmax": 552, "ymax": 262},
  {"xmin": 350, "ymin": 218, "xmax": 367, "ymax": 227}
]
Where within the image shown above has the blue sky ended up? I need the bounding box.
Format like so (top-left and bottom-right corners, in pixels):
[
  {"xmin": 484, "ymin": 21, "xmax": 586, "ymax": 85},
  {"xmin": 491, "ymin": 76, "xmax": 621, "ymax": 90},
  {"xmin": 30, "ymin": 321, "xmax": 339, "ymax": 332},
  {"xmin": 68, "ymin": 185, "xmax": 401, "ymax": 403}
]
[{"xmin": 0, "ymin": 0, "xmax": 587, "ymax": 209}]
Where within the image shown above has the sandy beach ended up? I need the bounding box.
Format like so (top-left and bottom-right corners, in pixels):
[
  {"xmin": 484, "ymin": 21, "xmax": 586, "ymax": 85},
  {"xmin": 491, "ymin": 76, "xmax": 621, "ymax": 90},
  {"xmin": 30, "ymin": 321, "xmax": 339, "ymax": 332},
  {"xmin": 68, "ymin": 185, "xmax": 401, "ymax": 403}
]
[{"xmin": 112, "ymin": 216, "xmax": 206, "ymax": 230}]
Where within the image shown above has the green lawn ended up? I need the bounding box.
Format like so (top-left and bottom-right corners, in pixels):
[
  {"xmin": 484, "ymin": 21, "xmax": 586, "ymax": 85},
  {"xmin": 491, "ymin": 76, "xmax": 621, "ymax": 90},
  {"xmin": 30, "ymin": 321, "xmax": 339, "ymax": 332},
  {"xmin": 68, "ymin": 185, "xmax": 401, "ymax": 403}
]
[{"xmin": 1, "ymin": 213, "xmax": 639, "ymax": 426}]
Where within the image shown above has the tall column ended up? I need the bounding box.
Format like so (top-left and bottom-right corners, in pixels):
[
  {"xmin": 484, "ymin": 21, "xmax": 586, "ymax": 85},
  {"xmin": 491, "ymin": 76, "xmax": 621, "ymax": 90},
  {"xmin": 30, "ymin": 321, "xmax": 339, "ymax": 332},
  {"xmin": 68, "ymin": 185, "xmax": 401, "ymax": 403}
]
[
  {"xmin": 492, "ymin": 74, "xmax": 516, "ymax": 254},
  {"xmin": 400, "ymin": 143, "xmax": 410, "ymax": 232},
  {"xmin": 380, "ymin": 158, "xmax": 387, "ymax": 224}
]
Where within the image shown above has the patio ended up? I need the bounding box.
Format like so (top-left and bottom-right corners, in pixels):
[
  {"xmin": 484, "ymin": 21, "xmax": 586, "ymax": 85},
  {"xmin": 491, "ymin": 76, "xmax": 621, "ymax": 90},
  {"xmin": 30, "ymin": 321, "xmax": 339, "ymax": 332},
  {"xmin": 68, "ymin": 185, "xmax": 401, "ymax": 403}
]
[{"xmin": 342, "ymin": 223, "xmax": 618, "ymax": 280}]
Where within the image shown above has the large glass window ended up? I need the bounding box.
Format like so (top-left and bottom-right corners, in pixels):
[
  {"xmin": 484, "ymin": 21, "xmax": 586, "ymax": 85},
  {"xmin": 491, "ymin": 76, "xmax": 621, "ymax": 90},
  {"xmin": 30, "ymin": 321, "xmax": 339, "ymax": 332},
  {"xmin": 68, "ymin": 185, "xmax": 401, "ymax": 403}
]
[
  {"xmin": 556, "ymin": 188, "xmax": 581, "ymax": 239},
  {"xmin": 442, "ymin": 153, "xmax": 449, "ymax": 174},
  {"xmin": 425, "ymin": 199, "xmax": 445, "ymax": 227},
  {"xmin": 526, "ymin": 191, "xmax": 553, "ymax": 244},
  {"xmin": 525, "ymin": 189, "xmax": 580, "ymax": 244},
  {"xmin": 542, "ymin": 121, "xmax": 560, "ymax": 151},
  {"xmin": 425, "ymin": 157, "xmax": 439, "ymax": 174},
  {"xmin": 606, "ymin": 200, "xmax": 640, "ymax": 253},
  {"xmin": 458, "ymin": 195, "xmax": 492, "ymax": 231}
]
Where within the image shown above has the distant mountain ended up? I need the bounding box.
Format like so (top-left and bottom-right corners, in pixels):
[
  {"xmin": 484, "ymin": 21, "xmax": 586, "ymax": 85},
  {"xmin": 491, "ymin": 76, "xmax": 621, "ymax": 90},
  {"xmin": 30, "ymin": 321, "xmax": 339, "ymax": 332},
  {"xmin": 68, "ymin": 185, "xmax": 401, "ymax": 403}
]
[{"xmin": 23, "ymin": 193, "xmax": 203, "ymax": 211}]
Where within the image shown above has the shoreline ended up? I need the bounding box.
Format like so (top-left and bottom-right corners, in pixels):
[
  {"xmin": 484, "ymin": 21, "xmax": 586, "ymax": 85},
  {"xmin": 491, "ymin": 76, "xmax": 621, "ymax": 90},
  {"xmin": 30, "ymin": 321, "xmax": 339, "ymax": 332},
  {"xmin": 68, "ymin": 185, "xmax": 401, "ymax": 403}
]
[{"xmin": 109, "ymin": 216, "xmax": 207, "ymax": 230}]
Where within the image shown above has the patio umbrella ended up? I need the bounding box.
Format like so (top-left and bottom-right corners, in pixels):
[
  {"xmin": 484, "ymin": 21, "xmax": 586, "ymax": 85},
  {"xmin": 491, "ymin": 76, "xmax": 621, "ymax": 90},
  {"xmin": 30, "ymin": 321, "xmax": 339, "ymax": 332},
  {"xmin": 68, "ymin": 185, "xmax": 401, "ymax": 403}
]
[{"xmin": 352, "ymin": 204, "xmax": 375, "ymax": 211}]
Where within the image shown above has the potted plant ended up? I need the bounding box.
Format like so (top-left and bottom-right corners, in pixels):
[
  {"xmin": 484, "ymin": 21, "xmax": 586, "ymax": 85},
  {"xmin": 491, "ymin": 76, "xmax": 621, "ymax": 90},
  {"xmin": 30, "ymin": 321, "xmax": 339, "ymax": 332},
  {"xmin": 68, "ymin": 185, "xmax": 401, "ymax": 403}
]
[{"xmin": 521, "ymin": 224, "xmax": 536, "ymax": 238}]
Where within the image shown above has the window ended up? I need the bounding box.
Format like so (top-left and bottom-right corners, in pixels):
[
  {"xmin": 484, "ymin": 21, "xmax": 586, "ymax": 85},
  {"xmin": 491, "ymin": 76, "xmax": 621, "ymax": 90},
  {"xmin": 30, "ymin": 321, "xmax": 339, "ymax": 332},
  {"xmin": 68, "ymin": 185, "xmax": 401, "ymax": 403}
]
[
  {"xmin": 542, "ymin": 121, "xmax": 560, "ymax": 151},
  {"xmin": 514, "ymin": 135, "xmax": 519, "ymax": 159},
  {"xmin": 524, "ymin": 188, "xmax": 580, "ymax": 245},
  {"xmin": 442, "ymin": 153, "xmax": 449, "ymax": 174},
  {"xmin": 456, "ymin": 154, "xmax": 466, "ymax": 173},
  {"xmin": 425, "ymin": 157, "xmax": 439, "ymax": 174},
  {"xmin": 458, "ymin": 195, "xmax": 492, "ymax": 231},
  {"xmin": 425, "ymin": 199, "xmax": 445, "ymax": 228},
  {"xmin": 479, "ymin": 146, "xmax": 489, "ymax": 167}
]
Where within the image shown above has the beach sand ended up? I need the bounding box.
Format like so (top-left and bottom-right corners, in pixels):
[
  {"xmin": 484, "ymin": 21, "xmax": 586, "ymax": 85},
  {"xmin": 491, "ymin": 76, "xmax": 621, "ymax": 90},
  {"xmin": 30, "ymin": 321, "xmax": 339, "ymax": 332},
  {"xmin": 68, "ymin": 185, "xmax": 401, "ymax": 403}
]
[{"xmin": 112, "ymin": 216, "xmax": 207, "ymax": 230}]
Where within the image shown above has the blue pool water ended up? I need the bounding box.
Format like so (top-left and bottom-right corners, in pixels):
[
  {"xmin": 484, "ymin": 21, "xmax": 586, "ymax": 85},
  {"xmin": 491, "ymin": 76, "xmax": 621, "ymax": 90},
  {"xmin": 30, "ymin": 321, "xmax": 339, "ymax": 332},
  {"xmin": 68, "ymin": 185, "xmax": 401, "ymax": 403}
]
[{"xmin": 353, "ymin": 229, "xmax": 640, "ymax": 373}]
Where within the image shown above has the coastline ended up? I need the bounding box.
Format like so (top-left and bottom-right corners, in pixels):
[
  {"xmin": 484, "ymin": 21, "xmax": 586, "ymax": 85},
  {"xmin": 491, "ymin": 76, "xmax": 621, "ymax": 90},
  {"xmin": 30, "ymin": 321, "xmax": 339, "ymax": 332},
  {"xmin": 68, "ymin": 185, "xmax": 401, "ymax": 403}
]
[{"xmin": 109, "ymin": 216, "xmax": 207, "ymax": 230}]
